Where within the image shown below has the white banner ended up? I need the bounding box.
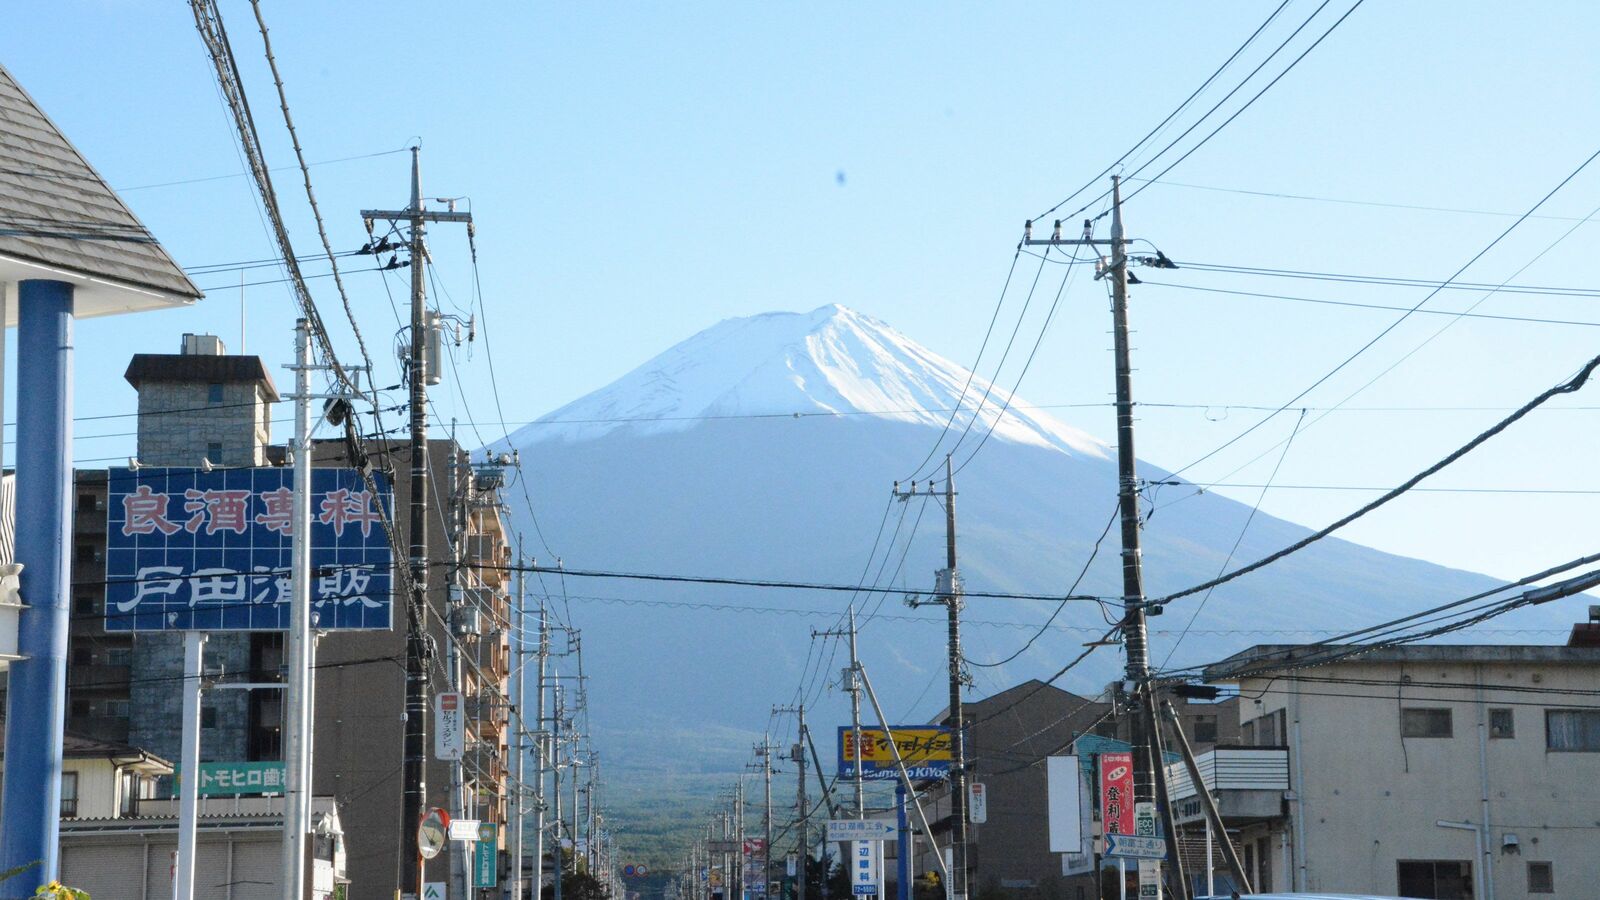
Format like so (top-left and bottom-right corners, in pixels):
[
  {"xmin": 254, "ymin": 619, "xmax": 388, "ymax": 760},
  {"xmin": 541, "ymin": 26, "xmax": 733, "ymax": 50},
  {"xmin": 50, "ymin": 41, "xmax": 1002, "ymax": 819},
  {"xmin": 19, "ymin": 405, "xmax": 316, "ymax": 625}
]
[
  {"xmin": 434, "ymin": 692, "xmax": 464, "ymax": 760},
  {"xmin": 1046, "ymin": 756, "xmax": 1082, "ymax": 852}
]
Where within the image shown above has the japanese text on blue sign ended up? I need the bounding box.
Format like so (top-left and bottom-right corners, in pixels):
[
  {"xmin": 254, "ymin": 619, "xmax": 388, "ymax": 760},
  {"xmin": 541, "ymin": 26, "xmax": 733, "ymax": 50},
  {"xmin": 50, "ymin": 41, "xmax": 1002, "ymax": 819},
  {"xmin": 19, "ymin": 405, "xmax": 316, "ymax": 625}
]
[{"xmin": 105, "ymin": 467, "xmax": 394, "ymax": 631}]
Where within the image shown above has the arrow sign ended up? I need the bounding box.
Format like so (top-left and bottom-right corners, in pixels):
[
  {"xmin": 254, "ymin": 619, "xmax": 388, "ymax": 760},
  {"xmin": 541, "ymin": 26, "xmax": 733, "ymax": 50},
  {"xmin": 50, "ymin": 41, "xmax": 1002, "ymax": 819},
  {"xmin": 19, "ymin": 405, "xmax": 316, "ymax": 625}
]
[
  {"xmin": 1105, "ymin": 834, "xmax": 1166, "ymax": 860},
  {"xmin": 827, "ymin": 819, "xmax": 898, "ymax": 842}
]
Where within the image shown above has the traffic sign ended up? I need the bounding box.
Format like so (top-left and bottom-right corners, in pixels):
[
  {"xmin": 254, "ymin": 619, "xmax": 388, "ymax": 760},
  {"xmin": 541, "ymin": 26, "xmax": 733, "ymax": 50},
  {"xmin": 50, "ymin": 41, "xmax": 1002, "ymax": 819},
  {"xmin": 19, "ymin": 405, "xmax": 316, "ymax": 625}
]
[
  {"xmin": 423, "ymin": 884, "xmax": 445, "ymax": 900},
  {"xmin": 418, "ymin": 808, "xmax": 449, "ymax": 860},
  {"xmin": 625, "ymin": 865, "xmax": 636, "ymax": 877},
  {"xmin": 449, "ymin": 818, "xmax": 482, "ymax": 841},
  {"xmin": 1105, "ymin": 834, "xmax": 1166, "ymax": 860},
  {"xmin": 827, "ymin": 819, "xmax": 898, "ymax": 842},
  {"xmin": 1138, "ymin": 859, "xmax": 1160, "ymax": 899}
]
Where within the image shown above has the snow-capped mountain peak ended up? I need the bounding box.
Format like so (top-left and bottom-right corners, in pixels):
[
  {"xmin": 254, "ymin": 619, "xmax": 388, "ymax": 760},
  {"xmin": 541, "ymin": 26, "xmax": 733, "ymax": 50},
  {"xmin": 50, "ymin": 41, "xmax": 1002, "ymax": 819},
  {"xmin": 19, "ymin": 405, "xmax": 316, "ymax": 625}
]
[{"xmin": 509, "ymin": 304, "xmax": 1107, "ymax": 458}]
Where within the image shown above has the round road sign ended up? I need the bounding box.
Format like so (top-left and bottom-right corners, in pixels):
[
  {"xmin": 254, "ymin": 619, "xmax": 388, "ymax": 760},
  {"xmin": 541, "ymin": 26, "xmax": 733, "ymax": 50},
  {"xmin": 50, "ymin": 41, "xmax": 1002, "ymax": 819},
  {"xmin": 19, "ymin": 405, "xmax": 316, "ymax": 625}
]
[{"xmin": 418, "ymin": 808, "xmax": 450, "ymax": 859}]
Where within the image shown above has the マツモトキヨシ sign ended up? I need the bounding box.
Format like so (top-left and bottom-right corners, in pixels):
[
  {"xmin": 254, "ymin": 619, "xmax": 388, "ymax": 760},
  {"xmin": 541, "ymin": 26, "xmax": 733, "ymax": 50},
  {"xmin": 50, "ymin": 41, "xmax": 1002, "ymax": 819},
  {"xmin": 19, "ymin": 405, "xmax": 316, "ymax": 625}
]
[
  {"xmin": 837, "ymin": 726, "xmax": 953, "ymax": 781},
  {"xmin": 104, "ymin": 467, "xmax": 393, "ymax": 632}
]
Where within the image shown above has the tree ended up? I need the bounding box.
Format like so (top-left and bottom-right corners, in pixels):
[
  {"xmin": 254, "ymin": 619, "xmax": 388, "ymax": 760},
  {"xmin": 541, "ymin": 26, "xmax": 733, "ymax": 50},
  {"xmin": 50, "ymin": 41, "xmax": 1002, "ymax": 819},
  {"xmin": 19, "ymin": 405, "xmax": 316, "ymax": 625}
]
[{"xmin": 542, "ymin": 847, "xmax": 609, "ymax": 900}]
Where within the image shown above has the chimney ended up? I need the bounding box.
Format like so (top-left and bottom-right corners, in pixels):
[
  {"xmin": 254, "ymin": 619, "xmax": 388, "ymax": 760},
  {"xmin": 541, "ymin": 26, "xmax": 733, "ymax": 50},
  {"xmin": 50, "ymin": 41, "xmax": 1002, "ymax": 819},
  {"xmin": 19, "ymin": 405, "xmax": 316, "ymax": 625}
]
[
  {"xmin": 180, "ymin": 333, "xmax": 226, "ymax": 356},
  {"xmin": 1568, "ymin": 605, "xmax": 1600, "ymax": 648}
]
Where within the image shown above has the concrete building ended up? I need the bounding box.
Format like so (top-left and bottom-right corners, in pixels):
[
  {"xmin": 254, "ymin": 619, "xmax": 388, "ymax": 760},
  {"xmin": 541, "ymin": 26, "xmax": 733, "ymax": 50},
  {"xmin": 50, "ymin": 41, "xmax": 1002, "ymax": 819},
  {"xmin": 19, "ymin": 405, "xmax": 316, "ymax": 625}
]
[
  {"xmin": 915, "ymin": 680, "xmax": 1115, "ymax": 900},
  {"xmin": 34, "ymin": 336, "xmax": 518, "ymax": 898},
  {"xmin": 1178, "ymin": 632, "xmax": 1600, "ymax": 899}
]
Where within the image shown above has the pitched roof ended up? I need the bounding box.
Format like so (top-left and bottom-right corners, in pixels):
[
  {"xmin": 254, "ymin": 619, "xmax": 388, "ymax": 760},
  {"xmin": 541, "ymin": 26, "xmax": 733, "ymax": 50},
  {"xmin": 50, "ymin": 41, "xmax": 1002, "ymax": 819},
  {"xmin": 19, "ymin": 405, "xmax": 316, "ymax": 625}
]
[{"xmin": 0, "ymin": 62, "xmax": 201, "ymax": 316}]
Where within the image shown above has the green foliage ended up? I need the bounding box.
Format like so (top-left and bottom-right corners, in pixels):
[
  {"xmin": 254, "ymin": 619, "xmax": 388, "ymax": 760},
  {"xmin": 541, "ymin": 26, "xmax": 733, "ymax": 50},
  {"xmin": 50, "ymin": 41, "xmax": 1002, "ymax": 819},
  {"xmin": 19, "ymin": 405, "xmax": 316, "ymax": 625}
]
[{"xmin": 34, "ymin": 883, "xmax": 89, "ymax": 900}]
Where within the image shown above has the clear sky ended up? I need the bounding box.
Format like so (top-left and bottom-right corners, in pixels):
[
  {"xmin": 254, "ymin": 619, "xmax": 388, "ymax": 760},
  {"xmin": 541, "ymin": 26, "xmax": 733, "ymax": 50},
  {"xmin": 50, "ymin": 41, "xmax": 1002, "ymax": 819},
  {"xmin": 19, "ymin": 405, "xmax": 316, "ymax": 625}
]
[{"xmin": 4, "ymin": 2, "xmax": 1599, "ymax": 585}]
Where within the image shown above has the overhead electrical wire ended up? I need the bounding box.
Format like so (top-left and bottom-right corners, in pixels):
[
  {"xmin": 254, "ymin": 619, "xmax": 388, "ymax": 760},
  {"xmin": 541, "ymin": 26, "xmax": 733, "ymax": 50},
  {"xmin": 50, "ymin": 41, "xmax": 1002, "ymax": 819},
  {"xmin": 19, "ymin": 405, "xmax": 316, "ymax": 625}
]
[
  {"xmin": 1159, "ymin": 141, "xmax": 1600, "ymax": 487},
  {"xmin": 1031, "ymin": 0, "xmax": 1295, "ymax": 222},
  {"xmin": 1140, "ymin": 281, "xmax": 1600, "ymax": 328},
  {"xmin": 1153, "ymin": 351, "xmax": 1600, "ymax": 607}
]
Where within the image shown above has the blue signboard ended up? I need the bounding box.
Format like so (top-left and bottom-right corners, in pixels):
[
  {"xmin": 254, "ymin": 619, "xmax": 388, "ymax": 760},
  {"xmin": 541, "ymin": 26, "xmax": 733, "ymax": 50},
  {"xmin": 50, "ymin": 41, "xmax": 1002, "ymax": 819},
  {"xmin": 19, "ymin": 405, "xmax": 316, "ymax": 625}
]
[{"xmin": 104, "ymin": 467, "xmax": 393, "ymax": 632}]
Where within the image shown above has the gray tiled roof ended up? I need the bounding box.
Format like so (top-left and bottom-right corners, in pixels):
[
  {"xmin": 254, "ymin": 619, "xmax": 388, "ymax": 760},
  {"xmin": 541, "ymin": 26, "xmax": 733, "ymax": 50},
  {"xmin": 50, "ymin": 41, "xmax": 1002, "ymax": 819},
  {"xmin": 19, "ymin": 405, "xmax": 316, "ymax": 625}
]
[{"xmin": 0, "ymin": 62, "xmax": 200, "ymax": 299}]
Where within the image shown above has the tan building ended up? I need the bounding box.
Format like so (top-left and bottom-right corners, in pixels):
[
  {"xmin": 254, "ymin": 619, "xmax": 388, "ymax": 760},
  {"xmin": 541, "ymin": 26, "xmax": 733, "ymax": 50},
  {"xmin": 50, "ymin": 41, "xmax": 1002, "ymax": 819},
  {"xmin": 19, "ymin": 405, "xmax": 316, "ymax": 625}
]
[{"xmin": 1182, "ymin": 630, "xmax": 1600, "ymax": 899}]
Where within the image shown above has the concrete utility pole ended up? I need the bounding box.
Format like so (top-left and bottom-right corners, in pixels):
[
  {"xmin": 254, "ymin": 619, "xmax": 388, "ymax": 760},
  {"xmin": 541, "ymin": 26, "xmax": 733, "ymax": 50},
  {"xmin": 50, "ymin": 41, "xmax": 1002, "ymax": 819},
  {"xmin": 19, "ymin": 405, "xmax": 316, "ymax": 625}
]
[
  {"xmin": 775, "ymin": 705, "xmax": 808, "ymax": 900},
  {"xmin": 511, "ymin": 557, "xmax": 529, "ymax": 900},
  {"xmin": 894, "ymin": 456, "xmax": 968, "ymax": 900},
  {"xmin": 755, "ymin": 737, "xmax": 775, "ymax": 897},
  {"xmin": 361, "ymin": 146, "xmax": 473, "ymax": 897},
  {"xmin": 281, "ymin": 317, "xmax": 316, "ymax": 900},
  {"xmin": 1024, "ymin": 177, "xmax": 1166, "ymax": 890},
  {"xmin": 534, "ymin": 601, "xmax": 551, "ymax": 899}
]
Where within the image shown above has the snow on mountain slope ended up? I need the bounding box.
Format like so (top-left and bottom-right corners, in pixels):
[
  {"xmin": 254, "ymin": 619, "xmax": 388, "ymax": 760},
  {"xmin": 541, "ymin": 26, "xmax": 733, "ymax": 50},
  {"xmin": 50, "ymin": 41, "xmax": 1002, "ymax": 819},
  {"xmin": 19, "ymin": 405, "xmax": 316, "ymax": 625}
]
[{"xmin": 510, "ymin": 304, "xmax": 1108, "ymax": 458}]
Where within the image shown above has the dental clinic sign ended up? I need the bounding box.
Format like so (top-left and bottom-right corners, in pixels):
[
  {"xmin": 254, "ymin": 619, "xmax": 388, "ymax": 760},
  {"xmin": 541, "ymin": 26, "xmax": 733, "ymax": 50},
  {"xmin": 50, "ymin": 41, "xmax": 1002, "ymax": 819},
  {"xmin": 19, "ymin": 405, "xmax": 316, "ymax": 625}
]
[{"xmin": 104, "ymin": 467, "xmax": 394, "ymax": 632}]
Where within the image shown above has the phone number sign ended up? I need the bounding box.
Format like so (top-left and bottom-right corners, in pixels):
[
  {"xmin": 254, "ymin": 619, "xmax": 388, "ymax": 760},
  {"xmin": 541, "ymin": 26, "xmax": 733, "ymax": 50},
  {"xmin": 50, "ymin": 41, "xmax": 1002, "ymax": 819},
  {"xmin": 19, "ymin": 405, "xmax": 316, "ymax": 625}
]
[{"xmin": 104, "ymin": 467, "xmax": 394, "ymax": 632}]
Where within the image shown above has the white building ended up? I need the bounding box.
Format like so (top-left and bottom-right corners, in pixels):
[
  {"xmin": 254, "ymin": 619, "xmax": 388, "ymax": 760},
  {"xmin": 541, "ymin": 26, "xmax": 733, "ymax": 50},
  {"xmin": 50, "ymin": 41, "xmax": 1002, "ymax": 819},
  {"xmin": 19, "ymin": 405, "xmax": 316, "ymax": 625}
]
[{"xmin": 1170, "ymin": 632, "xmax": 1600, "ymax": 900}]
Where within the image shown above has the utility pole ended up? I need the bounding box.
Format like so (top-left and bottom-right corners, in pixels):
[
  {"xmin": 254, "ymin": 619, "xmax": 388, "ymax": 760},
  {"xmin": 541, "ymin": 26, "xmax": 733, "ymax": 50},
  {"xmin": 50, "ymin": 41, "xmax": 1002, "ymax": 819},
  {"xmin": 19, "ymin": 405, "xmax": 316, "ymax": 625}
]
[
  {"xmin": 361, "ymin": 146, "xmax": 473, "ymax": 898},
  {"xmin": 755, "ymin": 737, "xmax": 775, "ymax": 898},
  {"xmin": 512, "ymin": 556, "xmax": 529, "ymax": 900},
  {"xmin": 775, "ymin": 705, "xmax": 808, "ymax": 900},
  {"xmin": 1024, "ymin": 176, "xmax": 1172, "ymax": 890},
  {"xmin": 282, "ymin": 317, "xmax": 315, "ymax": 900},
  {"xmin": 533, "ymin": 598, "xmax": 551, "ymax": 900},
  {"xmin": 553, "ymin": 683, "xmax": 564, "ymax": 900},
  {"xmin": 894, "ymin": 456, "xmax": 968, "ymax": 900}
]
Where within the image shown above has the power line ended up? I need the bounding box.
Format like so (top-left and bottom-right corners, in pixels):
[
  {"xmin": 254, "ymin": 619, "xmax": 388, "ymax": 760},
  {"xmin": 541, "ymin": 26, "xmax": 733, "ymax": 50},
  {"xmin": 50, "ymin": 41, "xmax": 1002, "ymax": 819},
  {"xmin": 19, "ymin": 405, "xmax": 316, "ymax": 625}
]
[
  {"xmin": 1031, "ymin": 0, "xmax": 1295, "ymax": 222},
  {"xmin": 1160, "ymin": 141, "xmax": 1600, "ymax": 486},
  {"xmin": 966, "ymin": 503, "xmax": 1118, "ymax": 668},
  {"xmin": 1118, "ymin": 0, "xmax": 1369, "ymax": 207},
  {"xmin": 475, "ymin": 561, "xmax": 1109, "ymax": 604},
  {"xmin": 1141, "ymin": 280, "xmax": 1600, "ymax": 328},
  {"xmin": 1154, "ymin": 351, "xmax": 1600, "ymax": 607},
  {"xmin": 1169, "ymin": 260, "xmax": 1600, "ymax": 299}
]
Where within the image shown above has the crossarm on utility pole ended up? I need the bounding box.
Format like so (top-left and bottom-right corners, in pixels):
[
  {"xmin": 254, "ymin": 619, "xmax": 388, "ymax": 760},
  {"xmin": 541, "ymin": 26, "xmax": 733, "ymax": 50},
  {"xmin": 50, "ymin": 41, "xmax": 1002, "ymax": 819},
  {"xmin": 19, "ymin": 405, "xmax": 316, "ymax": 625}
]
[{"xmin": 856, "ymin": 662, "xmax": 952, "ymax": 898}]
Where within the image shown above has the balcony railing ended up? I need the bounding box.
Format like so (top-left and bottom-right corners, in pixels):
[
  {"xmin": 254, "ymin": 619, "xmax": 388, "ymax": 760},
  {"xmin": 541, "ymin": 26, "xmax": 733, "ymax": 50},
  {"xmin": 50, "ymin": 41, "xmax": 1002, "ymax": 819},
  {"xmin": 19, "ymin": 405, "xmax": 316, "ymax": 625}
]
[{"xmin": 1163, "ymin": 747, "xmax": 1289, "ymax": 802}]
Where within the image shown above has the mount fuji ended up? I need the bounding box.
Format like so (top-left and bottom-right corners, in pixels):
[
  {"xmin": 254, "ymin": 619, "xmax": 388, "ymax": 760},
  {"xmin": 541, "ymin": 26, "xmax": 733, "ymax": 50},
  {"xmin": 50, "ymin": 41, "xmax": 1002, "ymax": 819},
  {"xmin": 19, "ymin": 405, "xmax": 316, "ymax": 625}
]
[{"xmin": 497, "ymin": 304, "xmax": 1568, "ymax": 832}]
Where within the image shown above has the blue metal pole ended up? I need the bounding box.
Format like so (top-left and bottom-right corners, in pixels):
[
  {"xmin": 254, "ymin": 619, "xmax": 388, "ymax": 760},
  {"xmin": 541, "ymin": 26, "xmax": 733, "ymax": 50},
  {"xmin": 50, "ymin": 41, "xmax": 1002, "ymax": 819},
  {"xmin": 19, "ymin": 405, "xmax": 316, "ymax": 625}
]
[
  {"xmin": 0, "ymin": 279, "xmax": 74, "ymax": 892},
  {"xmin": 896, "ymin": 784, "xmax": 909, "ymax": 900}
]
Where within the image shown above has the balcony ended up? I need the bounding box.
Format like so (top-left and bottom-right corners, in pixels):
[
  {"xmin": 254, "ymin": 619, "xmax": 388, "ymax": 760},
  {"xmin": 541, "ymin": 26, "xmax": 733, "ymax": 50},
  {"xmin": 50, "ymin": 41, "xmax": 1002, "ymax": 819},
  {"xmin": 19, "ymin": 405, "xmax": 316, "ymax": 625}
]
[{"xmin": 1162, "ymin": 747, "xmax": 1288, "ymax": 826}]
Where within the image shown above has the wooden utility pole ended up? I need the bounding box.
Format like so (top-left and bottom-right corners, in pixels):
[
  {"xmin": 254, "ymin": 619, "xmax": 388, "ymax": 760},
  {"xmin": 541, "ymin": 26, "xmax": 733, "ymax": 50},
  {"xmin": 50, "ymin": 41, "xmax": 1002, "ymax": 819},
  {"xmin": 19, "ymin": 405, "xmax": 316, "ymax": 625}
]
[{"xmin": 361, "ymin": 147, "xmax": 472, "ymax": 897}]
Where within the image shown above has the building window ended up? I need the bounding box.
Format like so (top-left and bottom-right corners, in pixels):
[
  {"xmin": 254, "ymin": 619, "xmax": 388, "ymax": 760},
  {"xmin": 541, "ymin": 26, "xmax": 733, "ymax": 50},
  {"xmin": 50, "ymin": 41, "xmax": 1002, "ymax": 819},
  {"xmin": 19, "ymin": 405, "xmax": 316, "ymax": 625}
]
[
  {"xmin": 70, "ymin": 698, "xmax": 91, "ymax": 718},
  {"xmin": 1240, "ymin": 719, "xmax": 1255, "ymax": 745},
  {"xmin": 75, "ymin": 543, "xmax": 97, "ymax": 565},
  {"xmin": 1191, "ymin": 714, "xmax": 1218, "ymax": 745},
  {"xmin": 1545, "ymin": 709, "xmax": 1600, "ymax": 751},
  {"xmin": 201, "ymin": 707, "xmax": 218, "ymax": 729},
  {"xmin": 60, "ymin": 772, "xmax": 79, "ymax": 818},
  {"xmin": 206, "ymin": 442, "xmax": 224, "ymax": 464},
  {"xmin": 72, "ymin": 647, "xmax": 93, "ymax": 666},
  {"xmin": 1397, "ymin": 860, "xmax": 1472, "ymax": 899},
  {"xmin": 73, "ymin": 594, "xmax": 95, "ymax": 615},
  {"xmin": 1527, "ymin": 861, "xmax": 1554, "ymax": 894},
  {"xmin": 76, "ymin": 493, "xmax": 97, "ymax": 513},
  {"xmin": 1489, "ymin": 708, "xmax": 1514, "ymax": 739},
  {"xmin": 106, "ymin": 699, "xmax": 130, "ymax": 719},
  {"xmin": 107, "ymin": 647, "xmax": 132, "ymax": 666},
  {"xmin": 207, "ymin": 382, "xmax": 224, "ymax": 404},
  {"xmin": 1401, "ymin": 707, "xmax": 1453, "ymax": 738}
]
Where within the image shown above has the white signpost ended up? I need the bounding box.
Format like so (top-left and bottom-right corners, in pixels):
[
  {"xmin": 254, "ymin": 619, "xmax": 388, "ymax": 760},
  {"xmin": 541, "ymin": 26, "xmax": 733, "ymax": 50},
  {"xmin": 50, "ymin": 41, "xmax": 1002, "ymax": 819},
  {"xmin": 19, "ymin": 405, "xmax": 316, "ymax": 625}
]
[
  {"xmin": 967, "ymin": 782, "xmax": 988, "ymax": 825},
  {"xmin": 449, "ymin": 818, "xmax": 482, "ymax": 841},
  {"xmin": 851, "ymin": 840, "xmax": 881, "ymax": 896},
  {"xmin": 435, "ymin": 692, "xmax": 464, "ymax": 760},
  {"xmin": 1137, "ymin": 860, "xmax": 1161, "ymax": 900}
]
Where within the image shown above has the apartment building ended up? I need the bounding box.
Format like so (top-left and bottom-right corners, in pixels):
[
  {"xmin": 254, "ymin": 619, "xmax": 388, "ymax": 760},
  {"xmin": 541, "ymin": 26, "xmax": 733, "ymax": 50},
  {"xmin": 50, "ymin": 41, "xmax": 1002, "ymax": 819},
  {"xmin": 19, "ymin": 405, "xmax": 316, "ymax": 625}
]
[{"xmin": 1176, "ymin": 624, "xmax": 1600, "ymax": 899}]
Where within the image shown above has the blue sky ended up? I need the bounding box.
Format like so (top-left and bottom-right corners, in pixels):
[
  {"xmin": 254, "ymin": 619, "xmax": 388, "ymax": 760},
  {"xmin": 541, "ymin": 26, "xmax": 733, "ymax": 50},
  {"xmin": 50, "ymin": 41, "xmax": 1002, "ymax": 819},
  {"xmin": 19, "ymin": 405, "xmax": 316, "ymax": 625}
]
[{"xmin": 5, "ymin": 2, "xmax": 1600, "ymax": 585}]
